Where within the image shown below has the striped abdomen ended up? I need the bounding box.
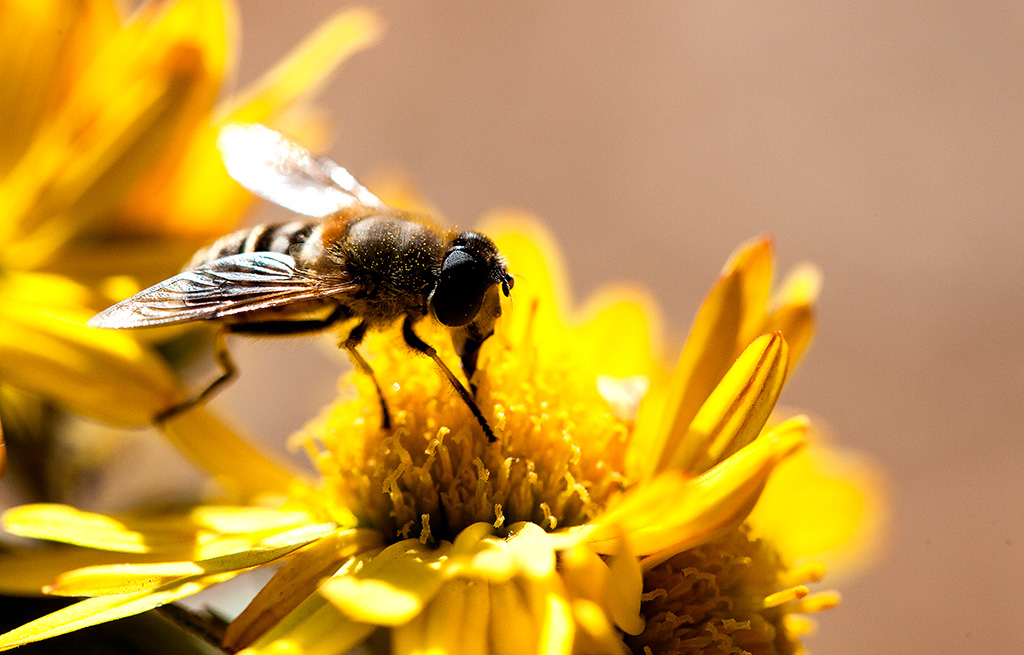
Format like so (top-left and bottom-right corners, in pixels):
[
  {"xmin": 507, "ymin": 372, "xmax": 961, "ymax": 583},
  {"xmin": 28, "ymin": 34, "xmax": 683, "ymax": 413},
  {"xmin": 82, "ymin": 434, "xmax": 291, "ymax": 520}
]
[{"xmin": 186, "ymin": 220, "xmax": 322, "ymax": 270}]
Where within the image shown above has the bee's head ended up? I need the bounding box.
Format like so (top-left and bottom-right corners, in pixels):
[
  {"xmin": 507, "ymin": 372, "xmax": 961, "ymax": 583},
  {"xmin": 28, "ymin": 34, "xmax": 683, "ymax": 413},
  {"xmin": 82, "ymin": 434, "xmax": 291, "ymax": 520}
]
[{"xmin": 430, "ymin": 231, "xmax": 513, "ymax": 327}]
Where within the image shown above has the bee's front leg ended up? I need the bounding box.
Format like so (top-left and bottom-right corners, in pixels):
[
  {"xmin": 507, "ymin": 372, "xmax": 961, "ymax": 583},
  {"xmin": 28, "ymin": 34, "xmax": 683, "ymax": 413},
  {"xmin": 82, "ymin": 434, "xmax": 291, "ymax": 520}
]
[{"xmin": 402, "ymin": 316, "xmax": 497, "ymax": 443}]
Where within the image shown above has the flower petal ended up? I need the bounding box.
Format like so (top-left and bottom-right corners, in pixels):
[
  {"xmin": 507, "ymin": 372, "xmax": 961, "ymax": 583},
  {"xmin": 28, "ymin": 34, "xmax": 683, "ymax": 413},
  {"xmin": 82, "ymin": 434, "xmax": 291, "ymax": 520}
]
[
  {"xmin": 558, "ymin": 537, "xmax": 643, "ymax": 640},
  {"xmin": 2, "ymin": 503, "xmax": 318, "ymax": 556},
  {"xmin": 569, "ymin": 599, "xmax": 627, "ymax": 655},
  {"xmin": 159, "ymin": 407, "xmax": 310, "ymax": 501},
  {"xmin": 393, "ymin": 578, "xmax": 491, "ymax": 655},
  {"xmin": 0, "ymin": 547, "xmax": 169, "ymax": 596},
  {"xmin": 571, "ymin": 285, "xmax": 663, "ymax": 379},
  {"xmin": 238, "ymin": 593, "xmax": 376, "ymax": 655},
  {"xmin": 224, "ymin": 528, "xmax": 384, "ymax": 651},
  {"xmin": 0, "ymin": 572, "xmax": 233, "ymax": 651},
  {"xmin": 482, "ymin": 214, "xmax": 572, "ymax": 348},
  {"xmin": 320, "ymin": 540, "xmax": 450, "ymax": 626},
  {"xmin": 4, "ymin": 504, "xmax": 162, "ymax": 553},
  {"xmin": 448, "ymin": 522, "xmax": 557, "ymax": 582},
  {"xmin": 582, "ymin": 426, "xmax": 805, "ymax": 562},
  {"xmin": 1, "ymin": 0, "xmax": 227, "ymax": 265},
  {"xmin": 224, "ymin": 7, "xmax": 383, "ymax": 123},
  {"xmin": 0, "ymin": 273, "xmax": 182, "ymax": 425},
  {"xmin": 660, "ymin": 332, "xmax": 790, "ymax": 474},
  {"xmin": 490, "ymin": 581, "xmax": 542, "ymax": 655},
  {"xmin": 0, "ymin": 0, "xmax": 118, "ymax": 171},
  {"xmin": 531, "ymin": 579, "xmax": 575, "ymax": 655},
  {"xmin": 765, "ymin": 263, "xmax": 822, "ymax": 372},
  {"xmin": 640, "ymin": 238, "xmax": 773, "ymax": 478},
  {"xmin": 747, "ymin": 438, "xmax": 887, "ymax": 578},
  {"xmin": 123, "ymin": 8, "xmax": 383, "ymax": 238},
  {"xmin": 45, "ymin": 523, "xmax": 336, "ymax": 596},
  {"xmin": 603, "ymin": 537, "xmax": 644, "ymax": 636}
]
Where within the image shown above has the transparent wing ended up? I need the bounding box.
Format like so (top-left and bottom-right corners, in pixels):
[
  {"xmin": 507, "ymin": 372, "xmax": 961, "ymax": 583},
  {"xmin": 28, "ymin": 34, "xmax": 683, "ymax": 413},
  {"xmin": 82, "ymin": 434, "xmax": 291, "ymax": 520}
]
[
  {"xmin": 217, "ymin": 123, "xmax": 387, "ymax": 217},
  {"xmin": 88, "ymin": 252, "xmax": 356, "ymax": 329}
]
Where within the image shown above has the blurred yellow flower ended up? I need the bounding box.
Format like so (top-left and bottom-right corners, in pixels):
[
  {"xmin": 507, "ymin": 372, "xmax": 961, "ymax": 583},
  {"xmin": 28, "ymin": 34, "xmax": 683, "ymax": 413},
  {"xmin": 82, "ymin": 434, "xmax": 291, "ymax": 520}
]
[
  {"xmin": 0, "ymin": 0, "xmax": 381, "ymax": 426},
  {"xmin": 0, "ymin": 218, "xmax": 883, "ymax": 654}
]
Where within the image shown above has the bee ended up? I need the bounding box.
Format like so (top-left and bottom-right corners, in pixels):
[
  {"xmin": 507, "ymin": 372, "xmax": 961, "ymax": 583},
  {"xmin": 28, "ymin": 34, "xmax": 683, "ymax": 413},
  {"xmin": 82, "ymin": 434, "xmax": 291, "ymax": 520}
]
[{"xmin": 89, "ymin": 123, "xmax": 513, "ymax": 441}]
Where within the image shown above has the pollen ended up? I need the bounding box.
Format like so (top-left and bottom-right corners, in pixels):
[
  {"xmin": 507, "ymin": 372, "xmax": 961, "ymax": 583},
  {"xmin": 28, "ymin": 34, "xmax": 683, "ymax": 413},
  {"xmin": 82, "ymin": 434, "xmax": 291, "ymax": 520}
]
[
  {"xmin": 626, "ymin": 525, "xmax": 832, "ymax": 655},
  {"xmin": 294, "ymin": 324, "xmax": 632, "ymax": 543}
]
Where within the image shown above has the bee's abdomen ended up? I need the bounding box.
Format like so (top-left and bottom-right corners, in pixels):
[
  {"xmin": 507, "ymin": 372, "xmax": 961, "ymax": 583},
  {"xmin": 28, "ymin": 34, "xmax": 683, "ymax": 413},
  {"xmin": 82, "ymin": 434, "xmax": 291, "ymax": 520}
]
[{"xmin": 187, "ymin": 220, "xmax": 319, "ymax": 269}]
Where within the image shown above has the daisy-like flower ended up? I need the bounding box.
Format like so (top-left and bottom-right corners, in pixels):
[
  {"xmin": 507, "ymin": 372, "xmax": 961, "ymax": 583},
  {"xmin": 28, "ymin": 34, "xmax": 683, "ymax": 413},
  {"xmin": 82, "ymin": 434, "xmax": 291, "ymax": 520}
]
[
  {"xmin": 0, "ymin": 216, "xmax": 881, "ymax": 654},
  {"xmin": 0, "ymin": 0, "xmax": 381, "ymax": 428}
]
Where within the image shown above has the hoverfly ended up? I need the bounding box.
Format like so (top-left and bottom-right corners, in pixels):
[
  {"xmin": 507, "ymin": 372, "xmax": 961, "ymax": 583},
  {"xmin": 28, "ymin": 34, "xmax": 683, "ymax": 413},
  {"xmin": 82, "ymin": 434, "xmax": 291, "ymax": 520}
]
[{"xmin": 89, "ymin": 124, "xmax": 513, "ymax": 441}]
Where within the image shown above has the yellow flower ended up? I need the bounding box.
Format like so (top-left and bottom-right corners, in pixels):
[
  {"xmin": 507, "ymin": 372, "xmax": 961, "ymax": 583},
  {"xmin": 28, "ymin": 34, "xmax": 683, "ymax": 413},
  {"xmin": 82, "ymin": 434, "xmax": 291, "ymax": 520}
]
[
  {"xmin": 0, "ymin": 0, "xmax": 381, "ymax": 426},
  {"xmin": 0, "ymin": 219, "xmax": 882, "ymax": 654}
]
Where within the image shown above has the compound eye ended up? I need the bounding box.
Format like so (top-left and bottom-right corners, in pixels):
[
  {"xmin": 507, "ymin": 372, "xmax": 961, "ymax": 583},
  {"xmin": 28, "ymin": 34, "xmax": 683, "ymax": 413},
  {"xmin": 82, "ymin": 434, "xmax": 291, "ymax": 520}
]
[{"xmin": 432, "ymin": 249, "xmax": 486, "ymax": 327}]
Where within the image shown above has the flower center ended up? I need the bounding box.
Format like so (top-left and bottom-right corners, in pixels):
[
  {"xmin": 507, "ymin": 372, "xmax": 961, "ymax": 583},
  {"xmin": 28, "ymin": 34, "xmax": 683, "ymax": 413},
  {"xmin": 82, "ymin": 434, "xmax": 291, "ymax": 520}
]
[{"xmin": 295, "ymin": 326, "xmax": 632, "ymax": 543}]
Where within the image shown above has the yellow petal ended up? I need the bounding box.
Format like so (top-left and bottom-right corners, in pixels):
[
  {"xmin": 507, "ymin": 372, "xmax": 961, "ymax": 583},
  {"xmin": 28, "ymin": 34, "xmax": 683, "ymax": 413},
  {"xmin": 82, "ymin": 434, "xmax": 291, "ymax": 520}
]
[
  {"xmin": 2, "ymin": 0, "xmax": 227, "ymax": 264},
  {"xmin": 643, "ymin": 268, "xmax": 741, "ymax": 472},
  {"xmin": 127, "ymin": 7, "xmax": 382, "ymax": 237},
  {"xmin": 0, "ymin": 572, "xmax": 233, "ymax": 651},
  {"xmin": 225, "ymin": 7, "xmax": 383, "ymax": 123},
  {"xmin": 482, "ymin": 577, "xmax": 576, "ymax": 655},
  {"xmin": 320, "ymin": 540, "xmax": 450, "ymax": 626},
  {"xmin": 765, "ymin": 263, "xmax": 822, "ymax": 372},
  {"xmin": 490, "ymin": 581, "xmax": 543, "ymax": 655},
  {"xmin": 530, "ymin": 579, "xmax": 575, "ymax": 655},
  {"xmin": 558, "ymin": 540, "xmax": 640, "ymax": 641},
  {"xmin": 159, "ymin": 407, "xmax": 310, "ymax": 501},
  {"xmin": 603, "ymin": 537, "xmax": 644, "ymax": 636},
  {"xmin": 558, "ymin": 544, "xmax": 606, "ymax": 605},
  {"xmin": 0, "ymin": 273, "xmax": 183, "ymax": 425},
  {"xmin": 393, "ymin": 578, "xmax": 491, "ymax": 655},
  {"xmin": 482, "ymin": 214, "xmax": 572, "ymax": 348},
  {"xmin": 571, "ymin": 285, "xmax": 664, "ymax": 379},
  {"xmin": 238, "ymin": 593, "xmax": 376, "ymax": 655},
  {"xmin": 0, "ymin": 546, "xmax": 171, "ymax": 596},
  {"xmin": 660, "ymin": 333, "xmax": 790, "ymax": 474},
  {"xmin": 46, "ymin": 523, "xmax": 336, "ymax": 596},
  {"xmin": 583, "ymin": 427, "xmax": 804, "ymax": 562},
  {"xmin": 646, "ymin": 431, "xmax": 806, "ymax": 570},
  {"xmin": 187, "ymin": 505, "xmax": 319, "ymax": 535},
  {"xmin": 0, "ymin": 0, "xmax": 118, "ymax": 172},
  {"xmin": 645, "ymin": 239, "xmax": 773, "ymax": 477},
  {"xmin": 224, "ymin": 528, "xmax": 384, "ymax": 651},
  {"xmin": 3, "ymin": 503, "xmax": 319, "ymax": 557},
  {"xmin": 448, "ymin": 522, "xmax": 557, "ymax": 582},
  {"xmin": 729, "ymin": 236, "xmax": 774, "ymax": 346},
  {"xmin": 747, "ymin": 439, "xmax": 887, "ymax": 579},
  {"xmin": 5, "ymin": 504, "xmax": 164, "ymax": 553},
  {"xmin": 570, "ymin": 599, "xmax": 627, "ymax": 655}
]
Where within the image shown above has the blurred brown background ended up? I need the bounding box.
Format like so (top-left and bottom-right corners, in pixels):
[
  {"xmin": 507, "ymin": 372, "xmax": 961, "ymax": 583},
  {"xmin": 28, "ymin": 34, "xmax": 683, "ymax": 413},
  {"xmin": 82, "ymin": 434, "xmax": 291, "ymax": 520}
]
[{"xmin": 181, "ymin": 2, "xmax": 1023, "ymax": 653}]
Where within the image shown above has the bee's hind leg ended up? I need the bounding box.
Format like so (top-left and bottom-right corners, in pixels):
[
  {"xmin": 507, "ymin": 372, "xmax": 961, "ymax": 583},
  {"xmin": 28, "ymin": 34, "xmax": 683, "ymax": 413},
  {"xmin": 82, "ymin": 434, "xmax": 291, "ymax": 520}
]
[
  {"xmin": 402, "ymin": 317, "xmax": 497, "ymax": 443},
  {"xmin": 155, "ymin": 330, "xmax": 236, "ymax": 424},
  {"xmin": 341, "ymin": 321, "xmax": 391, "ymax": 431},
  {"xmin": 156, "ymin": 307, "xmax": 350, "ymax": 425}
]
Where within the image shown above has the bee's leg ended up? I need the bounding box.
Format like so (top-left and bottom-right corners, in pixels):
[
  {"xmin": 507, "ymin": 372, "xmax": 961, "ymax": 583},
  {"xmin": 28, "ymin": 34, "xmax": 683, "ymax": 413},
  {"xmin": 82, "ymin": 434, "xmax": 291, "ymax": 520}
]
[
  {"xmin": 155, "ymin": 330, "xmax": 236, "ymax": 424},
  {"xmin": 402, "ymin": 316, "xmax": 497, "ymax": 443},
  {"xmin": 157, "ymin": 307, "xmax": 351, "ymax": 424},
  {"xmin": 341, "ymin": 321, "xmax": 391, "ymax": 431}
]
